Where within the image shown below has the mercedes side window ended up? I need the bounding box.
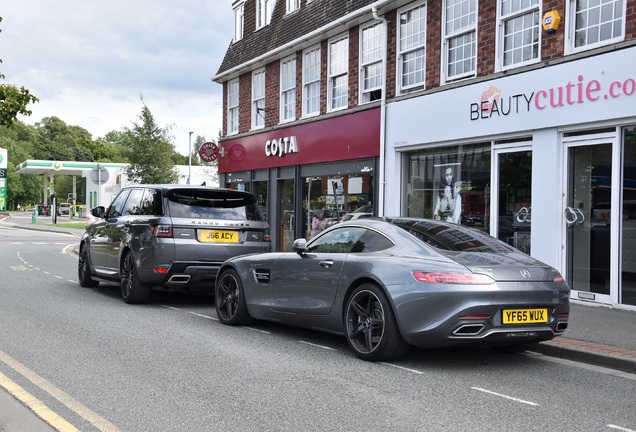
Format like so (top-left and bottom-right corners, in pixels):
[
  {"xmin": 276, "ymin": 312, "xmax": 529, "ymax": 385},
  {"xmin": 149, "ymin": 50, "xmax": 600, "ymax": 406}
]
[
  {"xmin": 350, "ymin": 230, "xmax": 394, "ymax": 253},
  {"xmin": 306, "ymin": 227, "xmax": 366, "ymax": 254}
]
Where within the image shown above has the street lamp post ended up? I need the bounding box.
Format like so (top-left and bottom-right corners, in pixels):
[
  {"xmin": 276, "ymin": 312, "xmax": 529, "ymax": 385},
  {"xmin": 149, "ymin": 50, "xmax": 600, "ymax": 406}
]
[{"xmin": 188, "ymin": 131, "xmax": 193, "ymax": 185}]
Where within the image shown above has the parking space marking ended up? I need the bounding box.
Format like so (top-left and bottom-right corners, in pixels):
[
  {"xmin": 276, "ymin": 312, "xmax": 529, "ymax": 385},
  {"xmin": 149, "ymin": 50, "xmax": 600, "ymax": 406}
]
[
  {"xmin": 245, "ymin": 327, "xmax": 271, "ymax": 335},
  {"xmin": 187, "ymin": 311, "xmax": 217, "ymax": 320},
  {"xmin": 607, "ymin": 425, "xmax": 636, "ymax": 432},
  {"xmin": 471, "ymin": 387, "xmax": 538, "ymax": 406},
  {"xmin": 380, "ymin": 362, "xmax": 424, "ymax": 375},
  {"xmin": 298, "ymin": 341, "xmax": 336, "ymax": 351}
]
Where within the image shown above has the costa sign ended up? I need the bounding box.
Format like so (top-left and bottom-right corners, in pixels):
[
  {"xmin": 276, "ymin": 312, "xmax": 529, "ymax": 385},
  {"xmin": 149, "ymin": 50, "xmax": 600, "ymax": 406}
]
[
  {"xmin": 199, "ymin": 142, "xmax": 219, "ymax": 162},
  {"xmin": 265, "ymin": 136, "xmax": 298, "ymax": 157}
]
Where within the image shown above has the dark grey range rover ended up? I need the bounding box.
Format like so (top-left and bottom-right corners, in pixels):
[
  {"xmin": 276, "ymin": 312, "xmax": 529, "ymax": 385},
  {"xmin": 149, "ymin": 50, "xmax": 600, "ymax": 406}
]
[{"xmin": 78, "ymin": 185, "xmax": 271, "ymax": 304}]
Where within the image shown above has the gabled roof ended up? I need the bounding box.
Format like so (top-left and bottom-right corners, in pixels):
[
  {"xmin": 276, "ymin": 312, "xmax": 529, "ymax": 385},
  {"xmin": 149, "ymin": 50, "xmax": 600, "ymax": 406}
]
[{"xmin": 214, "ymin": 0, "xmax": 380, "ymax": 81}]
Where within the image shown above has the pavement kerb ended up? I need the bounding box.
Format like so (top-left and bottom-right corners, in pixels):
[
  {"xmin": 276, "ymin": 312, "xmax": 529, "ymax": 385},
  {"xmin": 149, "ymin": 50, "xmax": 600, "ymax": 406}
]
[{"xmin": 531, "ymin": 338, "xmax": 636, "ymax": 374}]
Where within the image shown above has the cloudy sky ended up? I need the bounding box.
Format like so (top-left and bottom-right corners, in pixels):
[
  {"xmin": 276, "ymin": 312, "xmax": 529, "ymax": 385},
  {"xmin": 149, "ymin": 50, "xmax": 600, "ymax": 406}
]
[{"xmin": 1, "ymin": 0, "xmax": 233, "ymax": 156}]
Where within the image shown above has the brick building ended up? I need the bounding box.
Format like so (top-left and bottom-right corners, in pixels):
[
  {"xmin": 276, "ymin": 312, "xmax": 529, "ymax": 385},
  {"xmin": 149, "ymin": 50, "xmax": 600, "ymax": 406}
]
[{"xmin": 213, "ymin": 0, "xmax": 636, "ymax": 308}]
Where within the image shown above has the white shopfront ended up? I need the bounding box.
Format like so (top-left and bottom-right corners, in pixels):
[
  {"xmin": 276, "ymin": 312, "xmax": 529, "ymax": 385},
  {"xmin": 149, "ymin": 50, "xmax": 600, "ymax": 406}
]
[{"xmin": 384, "ymin": 46, "xmax": 636, "ymax": 309}]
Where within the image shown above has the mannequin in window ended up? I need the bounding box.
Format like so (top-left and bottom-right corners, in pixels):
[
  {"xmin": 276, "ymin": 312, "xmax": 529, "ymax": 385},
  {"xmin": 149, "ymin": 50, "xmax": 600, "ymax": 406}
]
[{"xmin": 434, "ymin": 166, "xmax": 462, "ymax": 224}]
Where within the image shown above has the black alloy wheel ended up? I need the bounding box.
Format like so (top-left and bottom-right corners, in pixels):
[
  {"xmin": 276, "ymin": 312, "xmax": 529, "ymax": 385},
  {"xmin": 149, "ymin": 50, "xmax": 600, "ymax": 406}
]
[
  {"xmin": 78, "ymin": 244, "xmax": 99, "ymax": 287},
  {"xmin": 345, "ymin": 284, "xmax": 409, "ymax": 361},
  {"xmin": 215, "ymin": 269, "xmax": 252, "ymax": 325},
  {"xmin": 120, "ymin": 252, "xmax": 151, "ymax": 304}
]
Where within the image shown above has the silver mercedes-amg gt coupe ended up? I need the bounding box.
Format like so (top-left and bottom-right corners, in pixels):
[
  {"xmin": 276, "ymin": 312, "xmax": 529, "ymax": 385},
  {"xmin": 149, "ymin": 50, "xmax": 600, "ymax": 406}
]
[{"xmin": 215, "ymin": 217, "xmax": 570, "ymax": 361}]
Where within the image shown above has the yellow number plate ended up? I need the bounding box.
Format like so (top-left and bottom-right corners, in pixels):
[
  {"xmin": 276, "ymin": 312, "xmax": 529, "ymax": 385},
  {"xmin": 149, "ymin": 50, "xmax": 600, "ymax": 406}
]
[
  {"xmin": 502, "ymin": 308, "xmax": 548, "ymax": 324},
  {"xmin": 199, "ymin": 230, "xmax": 239, "ymax": 243}
]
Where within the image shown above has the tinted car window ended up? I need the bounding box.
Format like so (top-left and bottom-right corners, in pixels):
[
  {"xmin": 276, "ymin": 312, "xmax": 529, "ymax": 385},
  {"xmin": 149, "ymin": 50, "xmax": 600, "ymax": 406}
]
[
  {"xmin": 307, "ymin": 227, "xmax": 366, "ymax": 253},
  {"xmin": 123, "ymin": 188, "xmax": 160, "ymax": 216},
  {"xmin": 167, "ymin": 190, "xmax": 263, "ymax": 220},
  {"xmin": 392, "ymin": 219, "xmax": 513, "ymax": 253},
  {"xmin": 122, "ymin": 188, "xmax": 145, "ymax": 216},
  {"xmin": 351, "ymin": 230, "xmax": 394, "ymax": 253},
  {"xmin": 107, "ymin": 190, "xmax": 130, "ymax": 218}
]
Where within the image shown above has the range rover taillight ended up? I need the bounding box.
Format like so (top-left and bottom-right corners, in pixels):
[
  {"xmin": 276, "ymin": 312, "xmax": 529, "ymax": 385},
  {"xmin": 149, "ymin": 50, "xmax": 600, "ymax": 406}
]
[
  {"xmin": 151, "ymin": 225, "xmax": 173, "ymax": 238},
  {"xmin": 264, "ymin": 229, "xmax": 271, "ymax": 242}
]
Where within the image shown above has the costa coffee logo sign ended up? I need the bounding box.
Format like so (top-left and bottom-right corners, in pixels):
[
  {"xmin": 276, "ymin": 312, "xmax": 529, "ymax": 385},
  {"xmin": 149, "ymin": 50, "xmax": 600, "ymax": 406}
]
[{"xmin": 265, "ymin": 136, "xmax": 298, "ymax": 157}]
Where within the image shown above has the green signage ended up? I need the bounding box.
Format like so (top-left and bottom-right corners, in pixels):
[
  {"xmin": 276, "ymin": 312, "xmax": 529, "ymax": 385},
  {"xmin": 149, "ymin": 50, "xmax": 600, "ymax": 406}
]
[{"xmin": 0, "ymin": 148, "xmax": 7, "ymax": 212}]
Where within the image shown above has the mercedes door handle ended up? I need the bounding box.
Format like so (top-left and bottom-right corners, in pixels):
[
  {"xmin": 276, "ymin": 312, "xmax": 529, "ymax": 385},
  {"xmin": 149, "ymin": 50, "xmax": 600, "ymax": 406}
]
[{"xmin": 319, "ymin": 260, "xmax": 334, "ymax": 268}]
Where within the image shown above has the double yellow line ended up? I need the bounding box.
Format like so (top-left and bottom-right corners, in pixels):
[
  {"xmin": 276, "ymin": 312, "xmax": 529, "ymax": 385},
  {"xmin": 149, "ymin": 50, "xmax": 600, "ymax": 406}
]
[{"xmin": 0, "ymin": 350, "xmax": 120, "ymax": 432}]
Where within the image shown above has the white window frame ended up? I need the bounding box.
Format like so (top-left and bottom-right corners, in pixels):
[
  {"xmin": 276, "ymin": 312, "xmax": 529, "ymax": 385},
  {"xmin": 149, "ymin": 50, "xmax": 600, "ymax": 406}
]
[
  {"xmin": 233, "ymin": 1, "xmax": 244, "ymax": 43},
  {"xmin": 227, "ymin": 79, "xmax": 239, "ymax": 135},
  {"xmin": 256, "ymin": 0, "xmax": 273, "ymax": 29},
  {"xmin": 286, "ymin": 0, "xmax": 300, "ymax": 14},
  {"xmin": 327, "ymin": 34, "xmax": 349, "ymax": 112},
  {"xmin": 360, "ymin": 21, "xmax": 384, "ymax": 104},
  {"xmin": 252, "ymin": 69, "xmax": 265, "ymax": 130},
  {"xmin": 565, "ymin": 0, "xmax": 626, "ymax": 54},
  {"xmin": 280, "ymin": 56, "xmax": 297, "ymax": 123},
  {"xmin": 397, "ymin": 2, "xmax": 427, "ymax": 94},
  {"xmin": 496, "ymin": 0, "xmax": 541, "ymax": 71},
  {"xmin": 441, "ymin": 0, "xmax": 477, "ymax": 83},
  {"xmin": 302, "ymin": 45, "xmax": 321, "ymax": 118}
]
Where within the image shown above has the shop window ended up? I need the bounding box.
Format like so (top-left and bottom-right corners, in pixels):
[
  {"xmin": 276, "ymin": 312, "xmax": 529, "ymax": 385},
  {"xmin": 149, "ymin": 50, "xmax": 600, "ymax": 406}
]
[
  {"xmin": 227, "ymin": 79, "xmax": 239, "ymax": 135},
  {"xmin": 443, "ymin": 0, "xmax": 477, "ymax": 82},
  {"xmin": 252, "ymin": 69, "xmax": 265, "ymax": 129},
  {"xmin": 398, "ymin": 2, "xmax": 426, "ymax": 93},
  {"xmin": 404, "ymin": 143, "xmax": 491, "ymax": 232},
  {"xmin": 621, "ymin": 125, "xmax": 636, "ymax": 306},
  {"xmin": 567, "ymin": 0, "xmax": 625, "ymax": 54},
  {"xmin": 302, "ymin": 172, "xmax": 374, "ymax": 240},
  {"xmin": 253, "ymin": 181, "xmax": 268, "ymax": 221},
  {"xmin": 280, "ymin": 57, "xmax": 296, "ymax": 122},
  {"xmin": 280, "ymin": 179, "xmax": 296, "ymax": 251},
  {"xmin": 303, "ymin": 46, "xmax": 321, "ymax": 117},
  {"xmin": 360, "ymin": 21, "xmax": 384, "ymax": 104},
  {"xmin": 328, "ymin": 35, "xmax": 349, "ymax": 111},
  {"xmin": 225, "ymin": 172, "xmax": 250, "ymax": 191},
  {"xmin": 497, "ymin": 0, "xmax": 540, "ymax": 70}
]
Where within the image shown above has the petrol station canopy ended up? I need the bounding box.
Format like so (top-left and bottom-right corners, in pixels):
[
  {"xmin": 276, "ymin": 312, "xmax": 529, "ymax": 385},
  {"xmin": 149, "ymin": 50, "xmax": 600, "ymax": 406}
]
[{"xmin": 15, "ymin": 160, "xmax": 127, "ymax": 177}]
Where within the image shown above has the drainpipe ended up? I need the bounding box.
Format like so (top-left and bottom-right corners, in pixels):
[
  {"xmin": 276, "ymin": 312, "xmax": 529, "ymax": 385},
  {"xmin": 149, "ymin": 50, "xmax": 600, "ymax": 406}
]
[{"xmin": 372, "ymin": 6, "xmax": 388, "ymax": 217}]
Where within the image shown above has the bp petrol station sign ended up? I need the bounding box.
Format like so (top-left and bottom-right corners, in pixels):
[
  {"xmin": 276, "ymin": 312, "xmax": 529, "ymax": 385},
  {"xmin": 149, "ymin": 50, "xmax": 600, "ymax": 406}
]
[{"xmin": 0, "ymin": 148, "xmax": 7, "ymax": 212}]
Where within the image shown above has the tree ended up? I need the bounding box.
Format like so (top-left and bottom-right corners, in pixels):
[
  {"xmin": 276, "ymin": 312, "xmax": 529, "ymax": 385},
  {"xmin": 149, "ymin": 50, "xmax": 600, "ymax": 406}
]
[
  {"xmin": 125, "ymin": 99, "xmax": 179, "ymax": 184},
  {"xmin": 0, "ymin": 17, "xmax": 38, "ymax": 127},
  {"xmin": 0, "ymin": 135, "xmax": 40, "ymax": 208}
]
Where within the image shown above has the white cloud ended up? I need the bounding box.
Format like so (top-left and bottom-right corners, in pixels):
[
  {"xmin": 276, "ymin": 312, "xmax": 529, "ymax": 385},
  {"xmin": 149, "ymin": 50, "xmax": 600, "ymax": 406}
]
[{"xmin": 1, "ymin": 0, "xmax": 232, "ymax": 155}]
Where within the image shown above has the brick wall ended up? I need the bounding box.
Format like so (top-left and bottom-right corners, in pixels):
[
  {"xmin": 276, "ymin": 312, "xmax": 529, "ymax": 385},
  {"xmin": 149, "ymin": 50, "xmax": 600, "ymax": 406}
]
[
  {"xmin": 348, "ymin": 27, "xmax": 359, "ymax": 108},
  {"xmin": 628, "ymin": 0, "xmax": 636, "ymax": 38},
  {"xmin": 220, "ymin": 0, "xmax": 636, "ymax": 138},
  {"xmin": 476, "ymin": 0, "xmax": 497, "ymax": 77},
  {"xmin": 542, "ymin": 1, "xmax": 566, "ymax": 60},
  {"xmin": 426, "ymin": 1, "xmax": 442, "ymax": 88},
  {"xmin": 385, "ymin": 9, "xmax": 397, "ymax": 100}
]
